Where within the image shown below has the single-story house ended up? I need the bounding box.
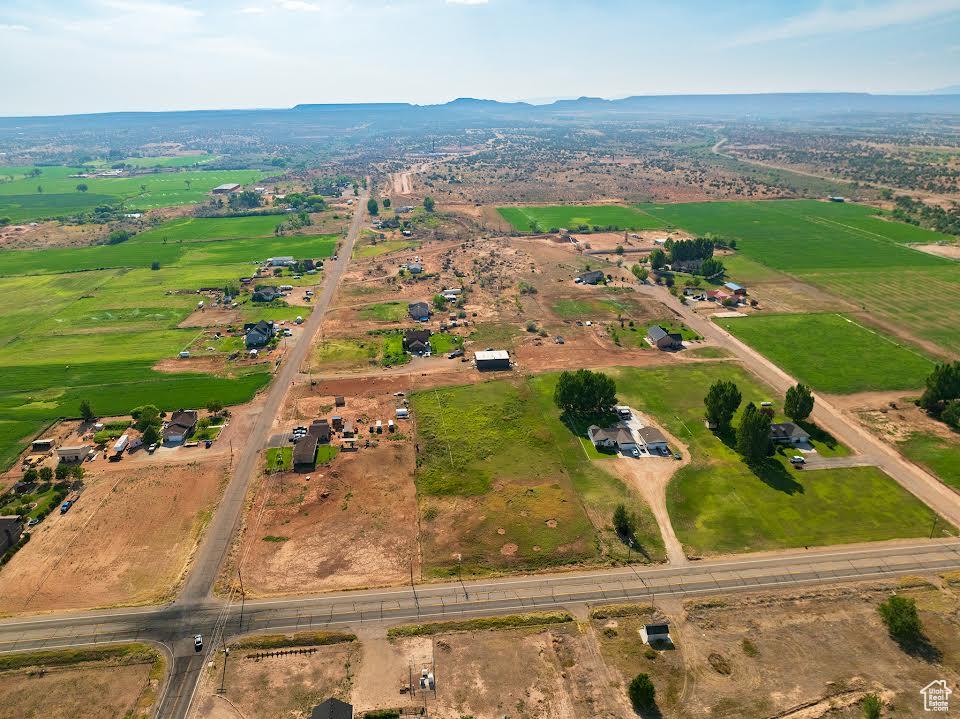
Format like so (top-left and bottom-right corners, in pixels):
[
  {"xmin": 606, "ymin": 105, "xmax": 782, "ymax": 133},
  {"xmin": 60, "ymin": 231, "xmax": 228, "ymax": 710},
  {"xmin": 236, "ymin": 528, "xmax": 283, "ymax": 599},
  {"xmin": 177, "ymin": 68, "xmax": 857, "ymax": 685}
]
[
  {"xmin": 293, "ymin": 433, "xmax": 318, "ymax": 471},
  {"xmin": 267, "ymin": 256, "xmax": 295, "ymax": 267},
  {"xmin": 309, "ymin": 698, "xmax": 353, "ymax": 719},
  {"xmin": 724, "ymin": 282, "xmax": 747, "ymax": 296},
  {"xmin": 587, "ymin": 425, "xmax": 637, "ymax": 454},
  {"xmin": 0, "ymin": 516, "xmax": 23, "ymax": 554},
  {"xmin": 636, "ymin": 426, "xmax": 669, "ymax": 453},
  {"xmin": 252, "ymin": 286, "xmax": 281, "ymax": 303},
  {"xmin": 245, "ymin": 320, "xmax": 275, "ymax": 348},
  {"xmin": 163, "ymin": 410, "xmax": 199, "ymax": 443},
  {"xmin": 403, "ymin": 329, "xmax": 432, "ymax": 356},
  {"xmin": 647, "ymin": 325, "xmax": 683, "ymax": 351},
  {"xmin": 770, "ymin": 422, "xmax": 810, "ymax": 446},
  {"xmin": 640, "ymin": 623, "xmax": 671, "ymax": 645},
  {"xmin": 407, "ymin": 262, "xmax": 423, "ymax": 274},
  {"xmin": 577, "ymin": 270, "xmax": 605, "ymax": 285},
  {"xmin": 212, "ymin": 183, "xmax": 242, "ymax": 195},
  {"xmin": 57, "ymin": 445, "xmax": 91, "ymax": 463},
  {"xmin": 475, "ymin": 349, "xmax": 511, "ymax": 371},
  {"xmin": 408, "ymin": 302, "xmax": 431, "ymax": 322},
  {"xmin": 706, "ymin": 290, "xmax": 732, "ymax": 303}
]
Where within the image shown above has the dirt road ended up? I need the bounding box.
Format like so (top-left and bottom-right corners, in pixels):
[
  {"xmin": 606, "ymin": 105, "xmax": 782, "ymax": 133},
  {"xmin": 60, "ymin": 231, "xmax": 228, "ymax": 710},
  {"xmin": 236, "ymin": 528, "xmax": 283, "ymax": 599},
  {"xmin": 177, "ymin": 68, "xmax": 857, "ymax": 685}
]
[{"xmin": 638, "ymin": 281, "xmax": 960, "ymax": 528}]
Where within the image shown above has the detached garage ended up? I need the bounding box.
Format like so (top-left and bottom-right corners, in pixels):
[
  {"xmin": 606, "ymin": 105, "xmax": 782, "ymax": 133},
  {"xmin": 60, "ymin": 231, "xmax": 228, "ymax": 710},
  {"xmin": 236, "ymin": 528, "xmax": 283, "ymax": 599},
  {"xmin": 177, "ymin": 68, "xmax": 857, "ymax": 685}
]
[{"xmin": 475, "ymin": 350, "xmax": 511, "ymax": 371}]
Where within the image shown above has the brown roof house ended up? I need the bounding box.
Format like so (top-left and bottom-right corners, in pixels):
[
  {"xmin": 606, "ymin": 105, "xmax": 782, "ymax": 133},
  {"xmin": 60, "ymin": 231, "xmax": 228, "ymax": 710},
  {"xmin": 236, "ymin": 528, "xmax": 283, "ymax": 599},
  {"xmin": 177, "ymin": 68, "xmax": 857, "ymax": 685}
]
[{"xmin": 163, "ymin": 410, "xmax": 198, "ymax": 443}]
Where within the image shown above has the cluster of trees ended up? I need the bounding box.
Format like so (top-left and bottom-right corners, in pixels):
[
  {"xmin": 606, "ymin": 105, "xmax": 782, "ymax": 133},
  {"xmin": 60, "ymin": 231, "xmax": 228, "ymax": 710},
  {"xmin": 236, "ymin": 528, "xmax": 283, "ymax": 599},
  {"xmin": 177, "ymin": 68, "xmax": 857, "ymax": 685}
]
[
  {"xmin": 311, "ymin": 175, "xmax": 352, "ymax": 197},
  {"xmin": 131, "ymin": 404, "xmax": 164, "ymax": 446},
  {"xmin": 22, "ymin": 462, "xmax": 85, "ymax": 485},
  {"xmin": 891, "ymin": 195, "xmax": 960, "ymax": 236},
  {"xmin": 878, "ymin": 594, "xmax": 923, "ymax": 643},
  {"xmin": 919, "ymin": 361, "xmax": 960, "ymax": 429},
  {"xmin": 278, "ymin": 192, "xmax": 327, "ymax": 212},
  {"xmin": 665, "ymin": 237, "xmax": 714, "ymax": 263},
  {"xmin": 228, "ymin": 191, "xmax": 262, "ymax": 210},
  {"xmin": 106, "ymin": 229, "xmax": 133, "ymax": 245},
  {"xmin": 553, "ymin": 369, "xmax": 617, "ymax": 416},
  {"xmin": 704, "ymin": 381, "xmax": 814, "ymax": 464}
]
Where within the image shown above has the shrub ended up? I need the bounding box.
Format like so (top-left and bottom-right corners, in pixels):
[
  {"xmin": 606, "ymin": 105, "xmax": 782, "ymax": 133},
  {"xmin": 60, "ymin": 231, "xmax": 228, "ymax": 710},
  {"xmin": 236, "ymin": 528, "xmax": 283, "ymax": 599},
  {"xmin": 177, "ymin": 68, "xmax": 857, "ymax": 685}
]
[
  {"xmin": 878, "ymin": 594, "xmax": 922, "ymax": 642},
  {"xmin": 861, "ymin": 693, "xmax": 882, "ymax": 719},
  {"xmin": 628, "ymin": 673, "xmax": 655, "ymax": 711}
]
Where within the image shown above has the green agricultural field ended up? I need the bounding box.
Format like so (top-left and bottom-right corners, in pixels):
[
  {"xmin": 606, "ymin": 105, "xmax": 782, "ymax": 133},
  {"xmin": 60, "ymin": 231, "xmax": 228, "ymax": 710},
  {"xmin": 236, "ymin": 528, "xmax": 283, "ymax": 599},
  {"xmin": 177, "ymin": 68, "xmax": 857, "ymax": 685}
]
[
  {"xmin": 176, "ymin": 235, "xmax": 337, "ymax": 266},
  {"xmin": 412, "ymin": 377, "xmax": 664, "ymax": 577},
  {"xmin": 115, "ymin": 155, "xmax": 219, "ymax": 169},
  {"xmin": 639, "ymin": 200, "xmax": 951, "ymax": 272},
  {"xmin": 0, "ymin": 167, "xmax": 268, "ymax": 222},
  {"xmin": 899, "ymin": 432, "xmax": 960, "ymax": 492},
  {"xmin": 717, "ymin": 313, "xmax": 934, "ymax": 394},
  {"xmin": 610, "ymin": 363, "xmax": 952, "ymax": 555},
  {"xmin": 497, "ymin": 205, "xmax": 665, "ymax": 232},
  {"xmin": 133, "ymin": 215, "xmax": 286, "ymax": 242},
  {"xmin": 806, "ymin": 267, "xmax": 960, "ymax": 357},
  {"xmin": 357, "ymin": 301, "xmax": 409, "ymax": 322}
]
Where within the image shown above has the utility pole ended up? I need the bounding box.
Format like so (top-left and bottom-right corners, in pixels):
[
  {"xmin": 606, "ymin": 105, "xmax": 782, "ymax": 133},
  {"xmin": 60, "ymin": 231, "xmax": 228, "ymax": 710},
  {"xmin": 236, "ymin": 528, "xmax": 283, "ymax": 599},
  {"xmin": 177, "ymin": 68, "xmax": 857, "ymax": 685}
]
[
  {"xmin": 457, "ymin": 553, "xmax": 468, "ymax": 600},
  {"xmin": 218, "ymin": 635, "xmax": 229, "ymax": 694},
  {"xmin": 237, "ymin": 568, "xmax": 246, "ymax": 630},
  {"xmin": 410, "ymin": 558, "xmax": 420, "ymax": 614},
  {"xmin": 930, "ymin": 515, "xmax": 939, "ymax": 539}
]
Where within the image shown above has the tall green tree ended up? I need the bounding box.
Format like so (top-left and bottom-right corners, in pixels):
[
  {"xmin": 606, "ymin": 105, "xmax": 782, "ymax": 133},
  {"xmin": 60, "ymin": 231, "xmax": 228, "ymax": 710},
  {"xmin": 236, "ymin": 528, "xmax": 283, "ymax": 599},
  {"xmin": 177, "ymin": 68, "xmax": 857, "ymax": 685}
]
[
  {"xmin": 649, "ymin": 248, "xmax": 666, "ymax": 270},
  {"xmin": 919, "ymin": 361, "xmax": 960, "ymax": 415},
  {"xmin": 628, "ymin": 673, "xmax": 656, "ymax": 711},
  {"xmin": 142, "ymin": 424, "xmax": 159, "ymax": 446},
  {"xmin": 631, "ymin": 264, "xmax": 649, "ymax": 282},
  {"xmin": 784, "ymin": 383, "xmax": 815, "ymax": 422},
  {"xmin": 553, "ymin": 369, "xmax": 617, "ymax": 416},
  {"xmin": 613, "ymin": 504, "xmax": 635, "ymax": 541},
  {"xmin": 78, "ymin": 400, "xmax": 95, "ymax": 422},
  {"xmin": 700, "ymin": 257, "xmax": 725, "ymax": 280},
  {"xmin": 736, "ymin": 402, "xmax": 771, "ymax": 463},
  {"xmin": 367, "ymin": 198, "xmax": 379, "ymax": 216},
  {"xmin": 704, "ymin": 380, "xmax": 741, "ymax": 431},
  {"xmin": 423, "ymin": 196, "xmax": 435, "ymax": 212}
]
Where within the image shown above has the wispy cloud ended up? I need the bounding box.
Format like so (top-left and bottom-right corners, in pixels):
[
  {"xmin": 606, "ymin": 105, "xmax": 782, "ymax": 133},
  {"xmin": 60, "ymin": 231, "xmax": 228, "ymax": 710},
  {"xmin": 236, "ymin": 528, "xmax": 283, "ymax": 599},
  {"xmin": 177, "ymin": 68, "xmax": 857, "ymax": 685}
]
[
  {"xmin": 0, "ymin": 23, "xmax": 30, "ymax": 31},
  {"xmin": 240, "ymin": 6, "xmax": 267, "ymax": 13},
  {"xmin": 730, "ymin": 0, "xmax": 960, "ymax": 46},
  {"xmin": 446, "ymin": 0, "xmax": 489, "ymax": 4}
]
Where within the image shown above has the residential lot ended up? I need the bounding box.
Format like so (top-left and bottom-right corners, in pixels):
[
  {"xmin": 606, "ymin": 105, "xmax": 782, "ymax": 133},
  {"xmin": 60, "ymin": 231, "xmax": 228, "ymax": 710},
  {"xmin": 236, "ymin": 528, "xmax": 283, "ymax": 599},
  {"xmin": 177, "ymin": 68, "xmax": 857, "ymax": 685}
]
[
  {"xmin": 0, "ymin": 459, "xmax": 227, "ymax": 612},
  {"xmin": 497, "ymin": 204, "xmax": 666, "ymax": 232}
]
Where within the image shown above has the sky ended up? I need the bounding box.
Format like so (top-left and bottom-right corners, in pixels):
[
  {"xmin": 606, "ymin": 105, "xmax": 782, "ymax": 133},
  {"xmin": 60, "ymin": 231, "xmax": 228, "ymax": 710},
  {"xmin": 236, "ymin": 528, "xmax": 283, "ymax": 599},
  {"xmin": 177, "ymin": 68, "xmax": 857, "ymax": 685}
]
[{"xmin": 2, "ymin": 0, "xmax": 960, "ymax": 116}]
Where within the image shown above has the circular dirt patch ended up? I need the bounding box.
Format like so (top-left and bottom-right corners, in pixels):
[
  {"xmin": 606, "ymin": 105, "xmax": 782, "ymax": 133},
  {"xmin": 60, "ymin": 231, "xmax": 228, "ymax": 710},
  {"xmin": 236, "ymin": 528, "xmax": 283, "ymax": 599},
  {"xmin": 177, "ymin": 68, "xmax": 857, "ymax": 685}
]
[
  {"xmin": 500, "ymin": 543, "xmax": 518, "ymax": 556},
  {"xmin": 532, "ymin": 545, "xmax": 541, "ymax": 552},
  {"xmin": 545, "ymin": 519, "xmax": 558, "ymax": 528},
  {"xmin": 497, "ymin": 527, "xmax": 506, "ymax": 535}
]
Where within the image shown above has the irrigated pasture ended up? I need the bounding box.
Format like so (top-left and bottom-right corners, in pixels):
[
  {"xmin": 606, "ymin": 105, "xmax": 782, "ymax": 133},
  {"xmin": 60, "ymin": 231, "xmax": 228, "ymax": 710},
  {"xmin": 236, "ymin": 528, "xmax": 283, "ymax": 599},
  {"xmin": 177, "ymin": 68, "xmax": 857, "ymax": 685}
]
[
  {"xmin": 610, "ymin": 363, "xmax": 949, "ymax": 555},
  {"xmin": 0, "ymin": 166, "xmax": 268, "ymax": 221},
  {"xmin": 639, "ymin": 199, "xmax": 951, "ymax": 271},
  {"xmin": 498, "ymin": 204, "xmax": 665, "ymax": 232},
  {"xmin": 717, "ymin": 313, "xmax": 934, "ymax": 394},
  {"xmin": 411, "ymin": 377, "xmax": 665, "ymax": 577}
]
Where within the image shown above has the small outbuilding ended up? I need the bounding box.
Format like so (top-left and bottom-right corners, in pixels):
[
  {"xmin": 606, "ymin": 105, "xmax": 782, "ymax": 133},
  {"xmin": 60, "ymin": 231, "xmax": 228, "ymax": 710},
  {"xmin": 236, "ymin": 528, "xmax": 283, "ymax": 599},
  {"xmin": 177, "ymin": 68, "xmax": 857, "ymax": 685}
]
[
  {"xmin": 640, "ymin": 623, "xmax": 671, "ymax": 645},
  {"xmin": 475, "ymin": 349, "xmax": 511, "ymax": 371},
  {"xmin": 723, "ymin": 282, "xmax": 747, "ymax": 296},
  {"xmin": 31, "ymin": 438, "xmax": 55, "ymax": 453},
  {"xmin": 212, "ymin": 183, "xmax": 242, "ymax": 195},
  {"xmin": 576, "ymin": 270, "xmax": 605, "ymax": 285},
  {"xmin": 57, "ymin": 445, "xmax": 91, "ymax": 463},
  {"xmin": 0, "ymin": 516, "xmax": 23, "ymax": 554}
]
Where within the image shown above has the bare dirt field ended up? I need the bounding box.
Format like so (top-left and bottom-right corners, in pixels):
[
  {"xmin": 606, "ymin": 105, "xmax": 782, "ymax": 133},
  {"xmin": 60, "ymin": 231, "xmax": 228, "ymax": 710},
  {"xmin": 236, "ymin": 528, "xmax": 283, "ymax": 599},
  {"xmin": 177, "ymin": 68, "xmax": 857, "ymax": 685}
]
[
  {"xmin": 0, "ymin": 459, "xmax": 226, "ymax": 614},
  {"xmin": 0, "ymin": 644, "xmax": 163, "ymax": 719},
  {"xmin": 192, "ymin": 641, "xmax": 358, "ymax": 719},
  {"xmin": 598, "ymin": 579, "xmax": 960, "ymax": 718},
  {"xmin": 914, "ymin": 242, "xmax": 960, "ymax": 259}
]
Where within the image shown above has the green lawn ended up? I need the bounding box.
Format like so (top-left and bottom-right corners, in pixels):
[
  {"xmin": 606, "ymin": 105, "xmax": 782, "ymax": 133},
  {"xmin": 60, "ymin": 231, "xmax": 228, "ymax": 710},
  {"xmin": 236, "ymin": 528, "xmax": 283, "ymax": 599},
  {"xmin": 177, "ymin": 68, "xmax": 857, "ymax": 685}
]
[
  {"xmin": 133, "ymin": 215, "xmax": 287, "ymax": 242},
  {"xmin": 497, "ymin": 205, "xmax": 666, "ymax": 232},
  {"xmin": 313, "ymin": 339, "xmax": 379, "ymax": 371},
  {"xmin": 353, "ymin": 239, "xmax": 419, "ymax": 258},
  {"xmin": 412, "ymin": 378, "xmax": 665, "ymax": 577},
  {"xmin": 899, "ymin": 432, "xmax": 960, "ymax": 492},
  {"xmin": 610, "ymin": 363, "xmax": 953, "ymax": 555},
  {"xmin": 717, "ymin": 313, "xmax": 934, "ymax": 394},
  {"xmin": 429, "ymin": 333, "xmax": 463, "ymax": 355},
  {"xmin": 265, "ymin": 447, "xmax": 292, "ymax": 472},
  {"xmin": 357, "ymin": 302, "xmax": 409, "ymax": 322}
]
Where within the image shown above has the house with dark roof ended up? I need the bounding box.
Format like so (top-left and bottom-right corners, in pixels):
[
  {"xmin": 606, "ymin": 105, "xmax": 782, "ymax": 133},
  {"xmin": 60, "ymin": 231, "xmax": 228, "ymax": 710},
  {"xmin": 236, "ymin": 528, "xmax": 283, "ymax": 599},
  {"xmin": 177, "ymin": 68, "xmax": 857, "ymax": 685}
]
[
  {"xmin": 576, "ymin": 270, "xmax": 605, "ymax": 285},
  {"xmin": 163, "ymin": 410, "xmax": 199, "ymax": 443},
  {"xmin": 403, "ymin": 329, "xmax": 432, "ymax": 356},
  {"xmin": 408, "ymin": 301, "xmax": 431, "ymax": 321},
  {"xmin": 647, "ymin": 325, "xmax": 683, "ymax": 350},
  {"xmin": 309, "ymin": 698, "xmax": 353, "ymax": 719},
  {"xmin": 587, "ymin": 425, "xmax": 637, "ymax": 454},
  {"xmin": 0, "ymin": 516, "xmax": 23, "ymax": 554},
  {"xmin": 407, "ymin": 262, "xmax": 423, "ymax": 274},
  {"xmin": 252, "ymin": 286, "xmax": 281, "ymax": 302},
  {"xmin": 312, "ymin": 419, "xmax": 331, "ymax": 443},
  {"xmin": 293, "ymin": 432, "xmax": 318, "ymax": 470},
  {"xmin": 770, "ymin": 422, "xmax": 810, "ymax": 446},
  {"xmin": 640, "ymin": 623, "xmax": 671, "ymax": 645},
  {"xmin": 245, "ymin": 320, "xmax": 275, "ymax": 348}
]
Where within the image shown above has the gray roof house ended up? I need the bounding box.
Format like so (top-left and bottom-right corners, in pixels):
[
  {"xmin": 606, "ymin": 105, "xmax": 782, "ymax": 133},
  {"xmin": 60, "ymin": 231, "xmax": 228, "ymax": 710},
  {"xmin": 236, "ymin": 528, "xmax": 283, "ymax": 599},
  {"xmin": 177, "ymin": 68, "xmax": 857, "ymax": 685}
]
[
  {"xmin": 252, "ymin": 286, "xmax": 281, "ymax": 302},
  {"xmin": 636, "ymin": 426, "xmax": 669, "ymax": 452},
  {"xmin": 407, "ymin": 262, "xmax": 423, "ymax": 274},
  {"xmin": 770, "ymin": 422, "xmax": 810, "ymax": 445},
  {"xmin": 647, "ymin": 325, "xmax": 683, "ymax": 351},
  {"xmin": 163, "ymin": 410, "xmax": 199, "ymax": 443},
  {"xmin": 245, "ymin": 320, "xmax": 275, "ymax": 348},
  {"xmin": 587, "ymin": 425, "xmax": 637, "ymax": 452},
  {"xmin": 408, "ymin": 301, "xmax": 431, "ymax": 321},
  {"xmin": 403, "ymin": 329, "xmax": 432, "ymax": 355},
  {"xmin": 309, "ymin": 698, "xmax": 353, "ymax": 719}
]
